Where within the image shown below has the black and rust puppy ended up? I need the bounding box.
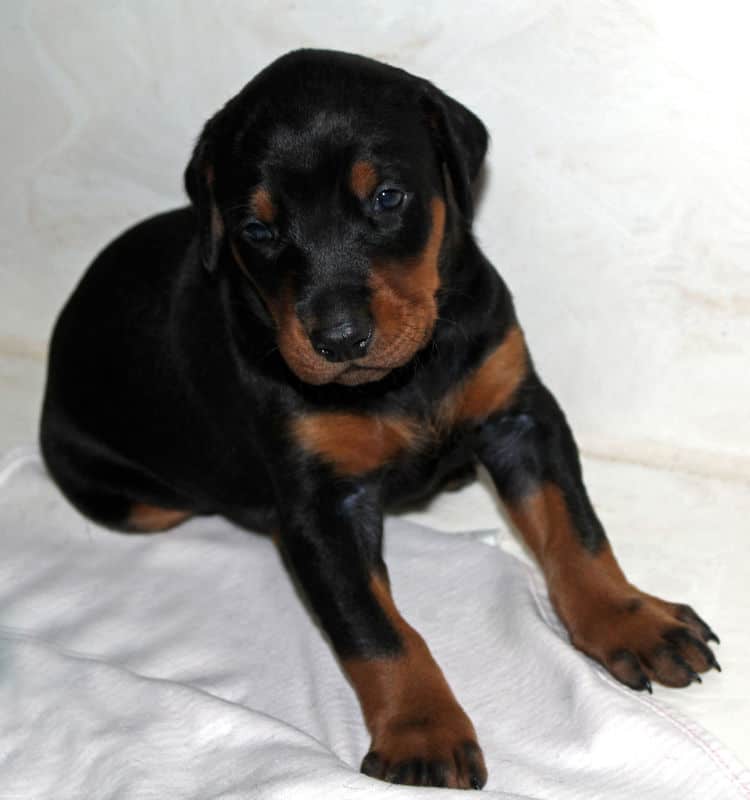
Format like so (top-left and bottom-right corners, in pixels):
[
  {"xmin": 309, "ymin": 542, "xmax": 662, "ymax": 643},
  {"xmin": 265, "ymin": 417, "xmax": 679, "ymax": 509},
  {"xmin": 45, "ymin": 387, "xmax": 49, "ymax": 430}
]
[{"xmin": 41, "ymin": 50, "xmax": 719, "ymax": 789}]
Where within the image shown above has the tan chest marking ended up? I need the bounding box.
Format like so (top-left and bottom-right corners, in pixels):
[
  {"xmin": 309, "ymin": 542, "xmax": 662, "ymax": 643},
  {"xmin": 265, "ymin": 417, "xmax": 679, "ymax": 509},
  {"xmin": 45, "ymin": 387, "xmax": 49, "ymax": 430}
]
[{"xmin": 291, "ymin": 413, "xmax": 422, "ymax": 476}]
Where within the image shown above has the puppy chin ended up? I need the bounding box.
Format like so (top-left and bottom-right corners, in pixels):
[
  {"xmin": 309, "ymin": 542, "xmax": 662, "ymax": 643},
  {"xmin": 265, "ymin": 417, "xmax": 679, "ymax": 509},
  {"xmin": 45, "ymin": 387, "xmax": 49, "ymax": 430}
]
[
  {"xmin": 335, "ymin": 366, "xmax": 391, "ymax": 386},
  {"xmin": 285, "ymin": 357, "xmax": 391, "ymax": 386}
]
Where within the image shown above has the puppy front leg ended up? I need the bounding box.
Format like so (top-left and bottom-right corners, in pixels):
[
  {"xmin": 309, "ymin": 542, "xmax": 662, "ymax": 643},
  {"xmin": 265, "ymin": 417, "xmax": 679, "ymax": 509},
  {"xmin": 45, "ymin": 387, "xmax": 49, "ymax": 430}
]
[
  {"xmin": 275, "ymin": 478, "xmax": 486, "ymax": 789},
  {"xmin": 476, "ymin": 376, "xmax": 720, "ymax": 691}
]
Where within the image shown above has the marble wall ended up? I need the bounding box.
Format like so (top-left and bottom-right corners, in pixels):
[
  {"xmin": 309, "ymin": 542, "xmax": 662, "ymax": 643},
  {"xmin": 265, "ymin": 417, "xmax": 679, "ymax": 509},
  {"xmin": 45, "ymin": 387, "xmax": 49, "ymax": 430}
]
[{"xmin": 2, "ymin": 0, "xmax": 748, "ymax": 479}]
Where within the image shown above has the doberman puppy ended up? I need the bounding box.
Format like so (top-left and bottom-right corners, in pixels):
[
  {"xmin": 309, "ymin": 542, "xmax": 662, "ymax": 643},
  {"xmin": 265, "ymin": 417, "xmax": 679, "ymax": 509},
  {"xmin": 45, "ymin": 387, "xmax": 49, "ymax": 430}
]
[{"xmin": 40, "ymin": 49, "xmax": 720, "ymax": 789}]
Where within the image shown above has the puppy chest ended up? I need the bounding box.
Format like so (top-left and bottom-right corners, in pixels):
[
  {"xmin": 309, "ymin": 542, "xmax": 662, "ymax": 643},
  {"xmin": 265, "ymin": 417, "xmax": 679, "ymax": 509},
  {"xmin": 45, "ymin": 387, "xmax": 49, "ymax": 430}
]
[
  {"xmin": 290, "ymin": 326, "xmax": 527, "ymax": 477},
  {"xmin": 291, "ymin": 412, "xmax": 429, "ymax": 476},
  {"xmin": 290, "ymin": 332, "xmax": 527, "ymax": 477}
]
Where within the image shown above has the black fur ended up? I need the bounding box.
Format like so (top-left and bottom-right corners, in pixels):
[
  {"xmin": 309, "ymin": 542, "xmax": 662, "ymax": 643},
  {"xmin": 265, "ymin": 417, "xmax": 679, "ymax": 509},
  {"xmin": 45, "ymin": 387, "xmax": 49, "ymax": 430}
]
[
  {"xmin": 41, "ymin": 49, "xmax": 675, "ymax": 789},
  {"xmin": 40, "ymin": 45, "xmax": 603, "ymax": 693}
]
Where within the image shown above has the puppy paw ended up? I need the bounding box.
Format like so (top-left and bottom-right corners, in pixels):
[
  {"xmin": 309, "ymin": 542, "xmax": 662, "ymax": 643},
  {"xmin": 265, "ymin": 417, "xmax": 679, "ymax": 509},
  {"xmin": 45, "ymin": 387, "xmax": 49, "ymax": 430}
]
[
  {"xmin": 361, "ymin": 715, "xmax": 486, "ymax": 789},
  {"xmin": 566, "ymin": 593, "xmax": 720, "ymax": 691}
]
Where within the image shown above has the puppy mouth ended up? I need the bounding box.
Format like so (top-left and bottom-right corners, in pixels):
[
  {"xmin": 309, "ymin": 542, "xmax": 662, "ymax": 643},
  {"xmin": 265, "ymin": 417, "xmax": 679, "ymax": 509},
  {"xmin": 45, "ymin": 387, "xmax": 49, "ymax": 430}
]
[
  {"xmin": 335, "ymin": 363, "xmax": 392, "ymax": 386},
  {"xmin": 278, "ymin": 345, "xmax": 394, "ymax": 386},
  {"xmin": 295, "ymin": 322, "xmax": 435, "ymax": 386}
]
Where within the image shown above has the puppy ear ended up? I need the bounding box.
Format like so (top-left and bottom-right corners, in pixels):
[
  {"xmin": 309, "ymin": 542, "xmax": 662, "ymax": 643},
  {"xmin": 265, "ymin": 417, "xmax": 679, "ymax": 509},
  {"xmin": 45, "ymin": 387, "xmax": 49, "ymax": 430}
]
[
  {"xmin": 420, "ymin": 85, "xmax": 488, "ymax": 222},
  {"xmin": 184, "ymin": 122, "xmax": 224, "ymax": 274}
]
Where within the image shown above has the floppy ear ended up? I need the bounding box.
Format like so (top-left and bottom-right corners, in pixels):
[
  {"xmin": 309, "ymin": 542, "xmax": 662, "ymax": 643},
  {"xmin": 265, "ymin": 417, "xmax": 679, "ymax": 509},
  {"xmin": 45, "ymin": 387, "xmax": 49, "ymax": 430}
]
[
  {"xmin": 420, "ymin": 84, "xmax": 488, "ymax": 222},
  {"xmin": 184, "ymin": 121, "xmax": 224, "ymax": 274}
]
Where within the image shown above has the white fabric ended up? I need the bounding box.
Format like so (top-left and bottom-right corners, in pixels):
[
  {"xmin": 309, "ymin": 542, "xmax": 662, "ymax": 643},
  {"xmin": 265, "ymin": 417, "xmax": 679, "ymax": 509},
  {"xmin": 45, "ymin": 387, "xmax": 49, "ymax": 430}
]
[{"xmin": 1, "ymin": 448, "xmax": 748, "ymax": 799}]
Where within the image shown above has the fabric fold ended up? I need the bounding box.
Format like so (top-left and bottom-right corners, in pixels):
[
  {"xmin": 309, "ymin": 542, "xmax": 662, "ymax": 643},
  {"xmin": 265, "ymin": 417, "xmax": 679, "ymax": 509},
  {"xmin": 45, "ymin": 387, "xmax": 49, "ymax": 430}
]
[{"xmin": 0, "ymin": 449, "xmax": 747, "ymax": 799}]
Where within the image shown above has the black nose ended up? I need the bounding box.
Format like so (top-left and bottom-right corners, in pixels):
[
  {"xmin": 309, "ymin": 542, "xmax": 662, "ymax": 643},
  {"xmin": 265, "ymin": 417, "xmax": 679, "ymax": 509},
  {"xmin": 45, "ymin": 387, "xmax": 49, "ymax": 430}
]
[{"xmin": 310, "ymin": 318, "xmax": 372, "ymax": 362}]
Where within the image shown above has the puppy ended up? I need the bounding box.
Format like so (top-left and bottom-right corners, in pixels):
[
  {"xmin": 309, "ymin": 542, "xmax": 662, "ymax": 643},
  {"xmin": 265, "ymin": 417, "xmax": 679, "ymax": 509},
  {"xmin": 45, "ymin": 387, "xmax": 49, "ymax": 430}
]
[{"xmin": 41, "ymin": 49, "xmax": 719, "ymax": 789}]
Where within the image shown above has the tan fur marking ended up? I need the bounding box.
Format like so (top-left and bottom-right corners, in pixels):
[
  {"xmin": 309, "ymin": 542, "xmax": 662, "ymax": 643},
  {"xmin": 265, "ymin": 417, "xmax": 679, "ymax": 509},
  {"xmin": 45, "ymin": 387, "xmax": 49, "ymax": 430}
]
[
  {"xmin": 345, "ymin": 576, "xmax": 463, "ymax": 733},
  {"xmin": 292, "ymin": 413, "xmax": 421, "ymax": 475},
  {"xmin": 437, "ymin": 325, "xmax": 527, "ymax": 429},
  {"xmin": 507, "ymin": 483, "xmax": 637, "ymax": 658},
  {"xmin": 508, "ymin": 484, "xmax": 611, "ymax": 574},
  {"xmin": 458, "ymin": 326, "xmax": 527, "ymax": 419},
  {"xmin": 275, "ymin": 282, "xmax": 351, "ymax": 384},
  {"xmin": 343, "ymin": 576, "xmax": 484, "ymax": 788},
  {"xmin": 350, "ymin": 160, "xmax": 379, "ymax": 199},
  {"xmin": 249, "ymin": 186, "xmax": 276, "ymax": 223},
  {"xmin": 376, "ymin": 196, "xmax": 444, "ymax": 298},
  {"xmin": 127, "ymin": 503, "xmax": 191, "ymax": 532},
  {"xmin": 506, "ymin": 485, "xmax": 715, "ymax": 686},
  {"xmin": 367, "ymin": 197, "xmax": 445, "ymax": 370}
]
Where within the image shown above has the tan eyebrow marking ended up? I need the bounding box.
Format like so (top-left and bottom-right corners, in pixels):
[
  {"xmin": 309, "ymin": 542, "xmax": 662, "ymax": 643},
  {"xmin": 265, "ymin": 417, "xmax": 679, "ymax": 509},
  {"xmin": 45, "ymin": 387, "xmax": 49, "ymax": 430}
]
[
  {"xmin": 350, "ymin": 160, "xmax": 379, "ymax": 199},
  {"xmin": 249, "ymin": 186, "xmax": 276, "ymax": 223}
]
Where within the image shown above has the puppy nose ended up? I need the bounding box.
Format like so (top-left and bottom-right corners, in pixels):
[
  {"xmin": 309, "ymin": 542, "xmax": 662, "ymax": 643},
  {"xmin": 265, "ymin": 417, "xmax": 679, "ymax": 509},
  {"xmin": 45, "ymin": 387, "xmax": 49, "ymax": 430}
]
[{"xmin": 310, "ymin": 318, "xmax": 372, "ymax": 362}]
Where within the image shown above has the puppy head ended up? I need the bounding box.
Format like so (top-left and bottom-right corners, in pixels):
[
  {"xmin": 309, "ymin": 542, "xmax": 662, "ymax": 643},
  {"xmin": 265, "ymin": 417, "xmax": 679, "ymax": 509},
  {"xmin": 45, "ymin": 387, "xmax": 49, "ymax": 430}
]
[{"xmin": 185, "ymin": 50, "xmax": 487, "ymax": 386}]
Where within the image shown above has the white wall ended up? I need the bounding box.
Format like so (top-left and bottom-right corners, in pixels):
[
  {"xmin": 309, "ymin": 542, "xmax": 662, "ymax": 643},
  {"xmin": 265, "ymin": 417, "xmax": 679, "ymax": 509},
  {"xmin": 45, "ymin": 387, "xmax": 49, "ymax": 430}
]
[{"xmin": 2, "ymin": 0, "xmax": 748, "ymax": 478}]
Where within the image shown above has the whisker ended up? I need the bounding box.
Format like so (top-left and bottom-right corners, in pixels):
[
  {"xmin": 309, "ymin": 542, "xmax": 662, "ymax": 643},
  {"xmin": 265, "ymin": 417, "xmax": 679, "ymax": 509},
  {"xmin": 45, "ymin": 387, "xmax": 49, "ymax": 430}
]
[{"xmin": 260, "ymin": 344, "xmax": 280, "ymax": 361}]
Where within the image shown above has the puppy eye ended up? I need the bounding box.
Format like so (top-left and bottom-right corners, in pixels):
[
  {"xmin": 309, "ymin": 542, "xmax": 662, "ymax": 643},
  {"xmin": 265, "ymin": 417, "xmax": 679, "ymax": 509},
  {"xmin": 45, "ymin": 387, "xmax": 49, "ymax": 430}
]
[
  {"xmin": 373, "ymin": 188, "xmax": 405, "ymax": 213},
  {"xmin": 243, "ymin": 220, "xmax": 274, "ymax": 243}
]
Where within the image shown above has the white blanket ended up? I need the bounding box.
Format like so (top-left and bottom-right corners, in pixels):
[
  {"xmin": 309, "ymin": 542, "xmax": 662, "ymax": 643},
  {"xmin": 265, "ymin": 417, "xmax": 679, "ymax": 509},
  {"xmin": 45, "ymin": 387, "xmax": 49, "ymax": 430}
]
[{"xmin": 1, "ymin": 449, "xmax": 748, "ymax": 799}]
